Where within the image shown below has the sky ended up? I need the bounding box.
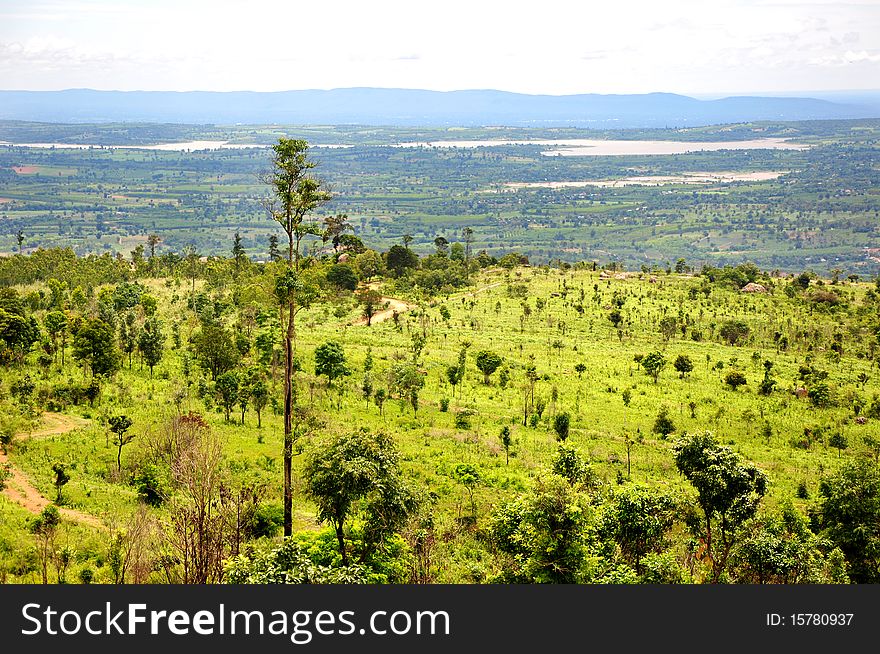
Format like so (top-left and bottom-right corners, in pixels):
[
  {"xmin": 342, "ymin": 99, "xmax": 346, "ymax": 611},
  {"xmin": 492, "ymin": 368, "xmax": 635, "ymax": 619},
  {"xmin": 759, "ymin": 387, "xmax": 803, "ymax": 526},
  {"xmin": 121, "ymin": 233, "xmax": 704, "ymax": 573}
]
[{"xmin": 0, "ymin": 0, "xmax": 879, "ymax": 96}]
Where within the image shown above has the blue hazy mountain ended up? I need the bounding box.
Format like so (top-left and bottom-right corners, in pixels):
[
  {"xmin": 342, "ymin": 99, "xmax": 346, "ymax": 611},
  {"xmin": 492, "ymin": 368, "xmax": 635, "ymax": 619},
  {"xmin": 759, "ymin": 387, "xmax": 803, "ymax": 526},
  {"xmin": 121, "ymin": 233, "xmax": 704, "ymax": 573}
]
[{"xmin": 0, "ymin": 88, "xmax": 878, "ymax": 127}]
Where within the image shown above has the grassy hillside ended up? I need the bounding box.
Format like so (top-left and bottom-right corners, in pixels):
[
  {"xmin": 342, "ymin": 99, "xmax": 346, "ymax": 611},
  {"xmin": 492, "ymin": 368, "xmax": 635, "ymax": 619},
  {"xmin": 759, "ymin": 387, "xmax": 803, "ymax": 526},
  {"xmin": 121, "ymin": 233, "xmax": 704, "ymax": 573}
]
[{"xmin": 1, "ymin": 254, "xmax": 878, "ymax": 583}]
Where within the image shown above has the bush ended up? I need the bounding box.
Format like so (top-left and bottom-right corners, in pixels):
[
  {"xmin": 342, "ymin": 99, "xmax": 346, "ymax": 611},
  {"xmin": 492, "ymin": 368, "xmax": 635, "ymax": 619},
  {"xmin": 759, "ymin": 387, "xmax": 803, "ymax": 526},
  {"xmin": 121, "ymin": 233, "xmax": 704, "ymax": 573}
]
[
  {"xmin": 244, "ymin": 503, "xmax": 284, "ymax": 540},
  {"xmin": 652, "ymin": 406, "xmax": 676, "ymax": 437},
  {"xmin": 326, "ymin": 263, "xmax": 359, "ymax": 291},
  {"xmin": 724, "ymin": 371, "xmax": 748, "ymax": 391},
  {"xmin": 719, "ymin": 320, "xmax": 750, "ymax": 346},
  {"xmin": 131, "ymin": 463, "xmax": 168, "ymax": 507},
  {"xmin": 809, "ymin": 382, "xmax": 833, "ymax": 408},
  {"xmin": 454, "ymin": 409, "xmax": 476, "ymax": 430},
  {"xmin": 553, "ymin": 412, "xmax": 571, "ymax": 441},
  {"xmin": 796, "ymin": 482, "xmax": 810, "ymax": 499}
]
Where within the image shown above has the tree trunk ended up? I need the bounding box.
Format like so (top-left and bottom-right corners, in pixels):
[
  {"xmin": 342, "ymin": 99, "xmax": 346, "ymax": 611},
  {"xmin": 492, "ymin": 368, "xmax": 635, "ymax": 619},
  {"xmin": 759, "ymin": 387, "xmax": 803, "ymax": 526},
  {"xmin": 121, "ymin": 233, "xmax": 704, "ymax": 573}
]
[
  {"xmin": 705, "ymin": 509, "xmax": 717, "ymax": 582},
  {"xmin": 335, "ymin": 522, "xmax": 348, "ymax": 566},
  {"xmin": 283, "ymin": 300, "xmax": 294, "ymax": 538}
]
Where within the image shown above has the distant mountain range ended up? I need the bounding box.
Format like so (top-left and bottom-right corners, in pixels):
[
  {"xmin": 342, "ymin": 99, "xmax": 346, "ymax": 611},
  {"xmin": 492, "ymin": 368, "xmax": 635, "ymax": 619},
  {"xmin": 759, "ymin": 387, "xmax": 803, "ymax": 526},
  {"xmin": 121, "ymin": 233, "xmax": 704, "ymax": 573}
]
[{"xmin": 1, "ymin": 88, "xmax": 879, "ymax": 127}]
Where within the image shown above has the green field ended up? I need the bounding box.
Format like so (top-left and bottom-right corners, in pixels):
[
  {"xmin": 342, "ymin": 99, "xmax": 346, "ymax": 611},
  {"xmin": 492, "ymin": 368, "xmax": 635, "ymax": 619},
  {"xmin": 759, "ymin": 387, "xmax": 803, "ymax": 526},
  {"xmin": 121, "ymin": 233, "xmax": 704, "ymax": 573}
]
[{"xmin": 1, "ymin": 118, "xmax": 878, "ymax": 274}]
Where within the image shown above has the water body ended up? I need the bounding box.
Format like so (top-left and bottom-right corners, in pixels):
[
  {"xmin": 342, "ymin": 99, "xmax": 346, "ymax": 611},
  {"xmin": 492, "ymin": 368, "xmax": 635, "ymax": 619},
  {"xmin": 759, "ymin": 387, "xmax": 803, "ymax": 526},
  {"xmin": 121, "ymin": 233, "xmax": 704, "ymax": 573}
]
[
  {"xmin": 1, "ymin": 138, "xmax": 807, "ymax": 156},
  {"xmin": 0, "ymin": 140, "xmax": 264, "ymax": 151},
  {"xmin": 395, "ymin": 137, "xmax": 809, "ymax": 156},
  {"xmin": 501, "ymin": 171, "xmax": 789, "ymax": 189}
]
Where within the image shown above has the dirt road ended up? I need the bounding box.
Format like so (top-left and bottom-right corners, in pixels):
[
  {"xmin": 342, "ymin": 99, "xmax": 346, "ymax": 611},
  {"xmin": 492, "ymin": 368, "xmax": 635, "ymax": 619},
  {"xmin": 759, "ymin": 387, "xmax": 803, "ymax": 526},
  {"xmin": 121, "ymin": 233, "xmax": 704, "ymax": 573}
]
[
  {"xmin": 0, "ymin": 413, "xmax": 102, "ymax": 528},
  {"xmin": 354, "ymin": 281, "xmax": 503, "ymax": 326}
]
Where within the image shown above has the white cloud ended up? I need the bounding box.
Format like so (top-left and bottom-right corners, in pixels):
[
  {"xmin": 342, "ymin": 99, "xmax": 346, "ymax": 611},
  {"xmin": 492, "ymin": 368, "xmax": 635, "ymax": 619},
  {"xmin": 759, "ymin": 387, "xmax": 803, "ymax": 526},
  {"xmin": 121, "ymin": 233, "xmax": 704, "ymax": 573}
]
[{"xmin": 0, "ymin": 0, "xmax": 878, "ymax": 94}]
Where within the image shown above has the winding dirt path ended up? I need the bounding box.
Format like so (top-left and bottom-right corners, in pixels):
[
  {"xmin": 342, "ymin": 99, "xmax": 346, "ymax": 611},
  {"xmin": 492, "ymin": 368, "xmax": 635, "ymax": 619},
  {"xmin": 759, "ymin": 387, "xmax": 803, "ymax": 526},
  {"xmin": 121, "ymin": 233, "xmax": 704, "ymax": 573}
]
[
  {"xmin": 0, "ymin": 412, "xmax": 102, "ymax": 528},
  {"xmin": 355, "ymin": 280, "xmax": 504, "ymax": 326},
  {"xmin": 357, "ymin": 296, "xmax": 413, "ymax": 325}
]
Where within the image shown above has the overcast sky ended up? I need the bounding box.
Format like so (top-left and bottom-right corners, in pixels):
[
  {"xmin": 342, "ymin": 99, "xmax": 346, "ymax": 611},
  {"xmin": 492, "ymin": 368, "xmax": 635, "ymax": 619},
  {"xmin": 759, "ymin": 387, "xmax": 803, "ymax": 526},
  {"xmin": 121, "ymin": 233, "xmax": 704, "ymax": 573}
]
[{"xmin": 1, "ymin": 0, "xmax": 878, "ymax": 96}]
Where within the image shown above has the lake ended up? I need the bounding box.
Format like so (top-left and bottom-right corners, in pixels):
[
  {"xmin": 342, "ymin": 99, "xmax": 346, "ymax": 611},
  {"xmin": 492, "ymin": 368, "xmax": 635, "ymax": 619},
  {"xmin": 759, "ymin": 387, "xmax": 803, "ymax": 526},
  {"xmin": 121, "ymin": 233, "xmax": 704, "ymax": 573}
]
[
  {"xmin": 395, "ymin": 137, "xmax": 809, "ymax": 156},
  {"xmin": 1, "ymin": 138, "xmax": 808, "ymax": 156}
]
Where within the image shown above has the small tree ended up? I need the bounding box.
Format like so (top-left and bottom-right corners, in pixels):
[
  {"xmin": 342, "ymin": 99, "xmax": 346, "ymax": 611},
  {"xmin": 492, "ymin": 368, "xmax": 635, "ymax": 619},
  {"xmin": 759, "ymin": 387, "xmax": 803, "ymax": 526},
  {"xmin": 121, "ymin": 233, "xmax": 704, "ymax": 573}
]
[
  {"xmin": 673, "ymin": 432, "xmax": 768, "ymax": 582},
  {"xmin": 446, "ymin": 364, "xmax": 463, "ymax": 397},
  {"xmin": 386, "ymin": 244, "xmax": 419, "ymax": 277},
  {"xmin": 490, "ymin": 475, "xmax": 592, "ymax": 583},
  {"xmin": 356, "ymin": 289, "xmax": 383, "ymax": 326},
  {"xmin": 138, "ymin": 318, "xmax": 165, "ymax": 378},
  {"xmin": 326, "ymin": 263, "xmax": 358, "ymax": 291},
  {"xmin": 829, "ymin": 432, "xmax": 849, "ymax": 457},
  {"xmin": 724, "ymin": 371, "xmax": 748, "ymax": 391},
  {"xmin": 73, "ymin": 318, "xmax": 121, "ymax": 377},
  {"xmin": 361, "ymin": 374, "xmax": 374, "ymax": 406},
  {"xmin": 499, "ymin": 425, "xmax": 513, "ymax": 465},
  {"xmin": 30, "ymin": 505, "xmax": 60, "ymax": 584},
  {"xmin": 551, "ymin": 442, "xmax": 592, "ymax": 487},
  {"xmin": 475, "ymin": 350, "xmax": 503, "ymax": 385},
  {"xmin": 108, "ymin": 415, "xmax": 134, "ymax": 473},
  {"xmin": 51, "ymin": 462, "xmax": 69, "ymax": 503},
  {"xmin": 453, "ymin": 463, "xmax": 482, "ymax": 521},
  {"xmin": 653, "ymin": 406, "xmax": 676, "ymax": 437},
  {"xmin": 809, "ymin": 382, "xmax": 832, "ymax": 408},
  {"xmin": 719, "ymin": 320, "xmax": 750, "ymax": 346},
  {"xmin": 816, "ymin": 458, "xmax": 880, "ymax": 582},
  {"xmin": 43, "ymin": 310, "xmax": 68, "ymax": 366},
  {"xmin": 608, "ymin": 309, "xmax": 623, "ymax": 328},
  {"xmin": 374, "ymin": 388, "xmax": 387, "ymax": 416},
  {"xmin": 553, "ymin": 412, "xmax": 571, "ymax": 441},
  {"xmin": 659, "ymin": 316, "xmax": 677, "ymax": 343},
  {"xmin": 390, "ymin": 360, "xmax": 425, "ymax": 415},
  {"xmin": 215, "ymin": 371, "xmax": 240, "ymax": 422},
  {"xmin": 250, "ymin": 378, "xmax": 269, "ymax": 428},
  {"xmin": 641, "ymin": 351, "xmax": 666, "ymax": 383},
  {"xmin": 314, "ymin": 341, "xmax": 350, "ymax": 385},
  {"xmin": 189, "ymin": 325, "xmax": 239, "ymax": 380},
  {"xmin": 674, "ymin": 354, "xmax": 694, "ymax": 379},
  {"xmin": 237, "ymin": 382, "xmax": 250, "ymax": 425},
  {"xmin": 599, "ymin": 484, "xmax": 677, "ymax": 574},
  {"xmin": 232, "ymin": 231, "xmax": 246, "ymax": 273},
  {"xmin": 303, "ymin": 430, "xmax": 416, "ymax": 566},
  {"xmin": 575, "ymin": 362, "xmax": 587, "ymax": 378}
]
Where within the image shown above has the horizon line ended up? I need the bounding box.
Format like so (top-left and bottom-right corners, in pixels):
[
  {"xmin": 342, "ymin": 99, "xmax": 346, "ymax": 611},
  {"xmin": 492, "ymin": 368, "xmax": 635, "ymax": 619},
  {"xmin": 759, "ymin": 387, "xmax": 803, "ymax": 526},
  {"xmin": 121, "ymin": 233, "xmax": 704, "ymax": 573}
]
[{"xmin": 2, "ymin": 87, "xmax": 880, "ymax": 100}]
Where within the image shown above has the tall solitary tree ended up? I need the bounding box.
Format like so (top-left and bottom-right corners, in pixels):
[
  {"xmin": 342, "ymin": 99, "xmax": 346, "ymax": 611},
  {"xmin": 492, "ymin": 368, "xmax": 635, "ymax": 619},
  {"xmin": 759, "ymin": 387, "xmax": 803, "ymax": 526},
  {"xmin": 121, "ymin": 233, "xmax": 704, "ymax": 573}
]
[
  {"xmin": 147, "ymin": 234, "xmax": 161, "ymax": 259},
  {"xmin": 232, "ymin": 232, "xmax": 246, "ymax": 273},
  {"xmin": 462, "ymin": 227, "xmax": 474, "ymax": 280},
  {"xmin": 323, "ymin": 213, "xmax": 352, "ymax": 254},
  {"xmin": 262, "ymin": 138, "xmax": 331, "ymax": 537},
  {"xmin": 108, "ymin": 415, "xmax": 134, "ymax": 474},
  {"xmin": 268, "ymin": 234, "xmax": 281, "ymax": 262}
]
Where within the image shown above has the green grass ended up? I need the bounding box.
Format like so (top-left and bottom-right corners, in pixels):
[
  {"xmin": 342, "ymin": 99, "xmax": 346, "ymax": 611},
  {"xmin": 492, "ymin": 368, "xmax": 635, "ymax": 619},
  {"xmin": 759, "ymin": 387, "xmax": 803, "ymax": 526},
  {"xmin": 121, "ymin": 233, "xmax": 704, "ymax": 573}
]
[{"xmin": 2, "ymin": 266, "xmax": 877, "ymax": 582}]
